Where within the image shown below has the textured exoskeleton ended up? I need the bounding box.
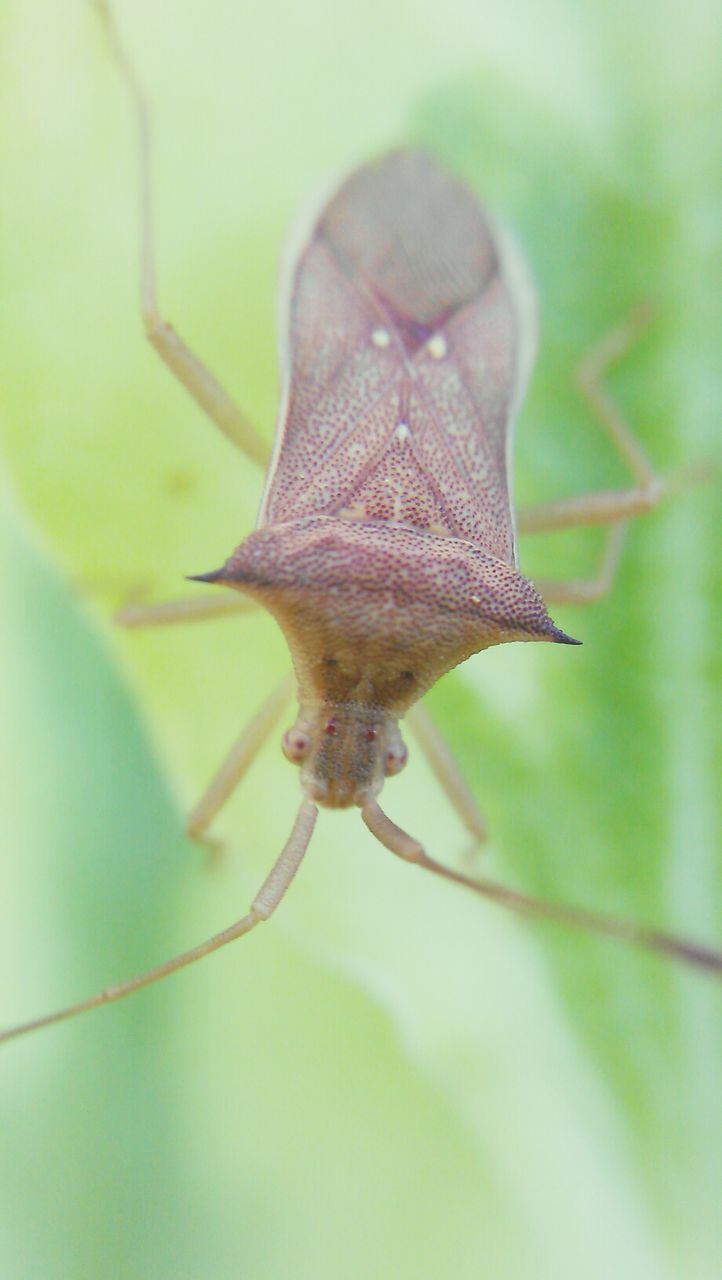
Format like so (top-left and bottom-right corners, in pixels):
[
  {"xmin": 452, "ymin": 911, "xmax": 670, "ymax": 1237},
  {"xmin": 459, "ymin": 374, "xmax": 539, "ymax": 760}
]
[{"xmin": 200, "ymin": 151, "xmax": 577, "ymax": 810}]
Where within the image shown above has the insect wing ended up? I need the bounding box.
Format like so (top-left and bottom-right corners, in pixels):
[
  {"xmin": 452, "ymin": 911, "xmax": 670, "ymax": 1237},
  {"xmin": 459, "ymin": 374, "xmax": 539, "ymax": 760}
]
[{"xmin": 260, "ymin": 150, "xmax": 536, "ymax": 565}]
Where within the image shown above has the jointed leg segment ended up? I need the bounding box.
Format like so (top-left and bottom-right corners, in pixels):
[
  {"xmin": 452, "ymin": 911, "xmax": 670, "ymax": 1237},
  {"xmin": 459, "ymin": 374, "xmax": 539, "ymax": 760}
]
[
  {"xmin": 534, "ymin": 524, "xmax": 627, "ymax": 606},
  {"xmin": 361, "ymin": 800, "xmax": 722, "ymax": 974},
  {"xmin": 95, "ymin": 0, "xmax": 270, "ymax": 467},
  {"xmin": 187, "ymin": 675, "xmax": 294, "ymax": 840},
  {"xmin": 0, "ymin": 800, "xmax": 318, "ymax": 1046},
  {"xmin": 116, "ymin": 592, "xmax": 259, "ymax": 628},
  {"xmin": 406, "ymin": 703, "xmax": 487, "ymax": 841},
  {"xmin": 517, "ymin": 308, "xmax": 668, "ymax": 541}
]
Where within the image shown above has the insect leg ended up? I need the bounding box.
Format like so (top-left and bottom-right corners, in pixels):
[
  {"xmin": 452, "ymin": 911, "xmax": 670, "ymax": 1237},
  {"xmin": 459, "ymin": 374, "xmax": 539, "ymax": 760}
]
[
  {"xmin": 533, "ymin": 524, "xmax": 627, "ymax": 606},
  {"xmin": 0, "ymin": 800, "xmax": 318, "ymax": 1047},
  {"xmin": 517, "ymin": 482, "xmax": 665, "ymax": 534},
  {"xmin": 186, "ymin": 675, "xmax": 294, "ymax": 841},
  {"xmin": 406, "ymin": 703, "xmax": 487, "ymax": 842},
  {"xmin": 361, "ymin": 801, "xmax": 722, "ymax": 976},
  {"xmin": 116, "ymin": 593, "xmax": 259, "ymax": 629},
  {"xmin": 517, "ymin": 307, "xmax": 674, "ymax": 537},
  {"xmin": 94, "ymin": 0, "xmax": 270, "ymax": 467}
]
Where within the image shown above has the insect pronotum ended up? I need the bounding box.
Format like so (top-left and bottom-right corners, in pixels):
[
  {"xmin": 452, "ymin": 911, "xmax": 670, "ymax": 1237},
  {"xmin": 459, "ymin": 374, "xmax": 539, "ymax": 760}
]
[{"xmin": 1, "ymin": 1, "xmax": 719, "ymax": 1047}]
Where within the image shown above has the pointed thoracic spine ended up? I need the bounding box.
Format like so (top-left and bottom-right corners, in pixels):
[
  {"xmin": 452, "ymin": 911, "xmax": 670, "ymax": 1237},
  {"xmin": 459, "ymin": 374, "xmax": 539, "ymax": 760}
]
[{"xmin": 214, "ymin": 515, "xmax": 574, "ymax": 711}]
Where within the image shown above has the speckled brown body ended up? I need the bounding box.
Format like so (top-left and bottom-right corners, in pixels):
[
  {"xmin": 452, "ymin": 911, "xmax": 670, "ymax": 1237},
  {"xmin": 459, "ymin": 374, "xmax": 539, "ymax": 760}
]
[{"xmin": 201, "ymin": 150, "xmax": 576, "ymax": 806}]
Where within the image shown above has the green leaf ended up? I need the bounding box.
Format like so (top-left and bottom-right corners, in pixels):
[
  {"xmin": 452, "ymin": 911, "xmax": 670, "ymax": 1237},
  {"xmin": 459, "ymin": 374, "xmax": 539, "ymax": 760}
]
[{"xmin": 1, "ymin": 1, "xmax": 720, "ymax": 1277}]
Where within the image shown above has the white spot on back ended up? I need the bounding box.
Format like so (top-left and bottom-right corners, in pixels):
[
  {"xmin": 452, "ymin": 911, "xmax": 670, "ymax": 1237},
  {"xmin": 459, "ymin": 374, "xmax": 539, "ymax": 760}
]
[
  {"xmin": 396, "ymin": 422, "xmax": 411, "ymax": 444},
  {"xmin": 428, "ymin": 333, "xmax": 447, "ymax": 359},
  {"xmin": 372, "ymin": 327, "xmax": 390, "ymax": 348}
]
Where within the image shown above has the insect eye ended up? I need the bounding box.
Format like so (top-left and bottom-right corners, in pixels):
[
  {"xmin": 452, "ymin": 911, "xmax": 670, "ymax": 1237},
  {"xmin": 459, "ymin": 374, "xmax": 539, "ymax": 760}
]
[
  {"xmin": 384, "ymin": 741, "xmax": 408, "ymax": 777},
  {"xmin": 365, "ymin": 727, "xmax": 378, "ymax": 742},
  {"xmin": 324, "ymin": 719, "xmax": 338, "ymax": 736},
  {"xmin": 282, "ymin": 728, "xmax": 311, "ymax": 764}
]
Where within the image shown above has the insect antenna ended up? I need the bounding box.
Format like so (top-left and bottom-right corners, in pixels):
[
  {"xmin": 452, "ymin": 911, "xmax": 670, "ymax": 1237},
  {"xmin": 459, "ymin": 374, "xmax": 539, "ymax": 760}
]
[
  {"xmin": 362, "ymin": 801, "xmax": 722, "ymax": 975},
  {"xmin": 0, "ymin": 801, "xmax": 318, "ymax": 1047}
]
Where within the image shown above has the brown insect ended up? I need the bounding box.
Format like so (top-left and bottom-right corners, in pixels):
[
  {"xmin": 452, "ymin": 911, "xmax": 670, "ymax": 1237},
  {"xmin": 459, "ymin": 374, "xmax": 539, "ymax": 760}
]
[{"xmin": 1, "ymin": 2, "xmax": 719, "ymax": 1046}]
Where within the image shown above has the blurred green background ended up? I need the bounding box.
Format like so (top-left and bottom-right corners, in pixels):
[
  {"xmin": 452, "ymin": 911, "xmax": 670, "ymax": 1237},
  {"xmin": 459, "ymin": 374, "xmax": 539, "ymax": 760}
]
[{"xmin": 1, "ymin": 1, "xmax": 720, "ymax": 1276}]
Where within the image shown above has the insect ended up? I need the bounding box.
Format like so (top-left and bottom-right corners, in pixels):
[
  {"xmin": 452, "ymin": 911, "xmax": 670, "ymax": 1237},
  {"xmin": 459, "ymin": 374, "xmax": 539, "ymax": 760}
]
[{"xmin": 1, "ymin": 1, "xmax": 719, "ymax": 1047}]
